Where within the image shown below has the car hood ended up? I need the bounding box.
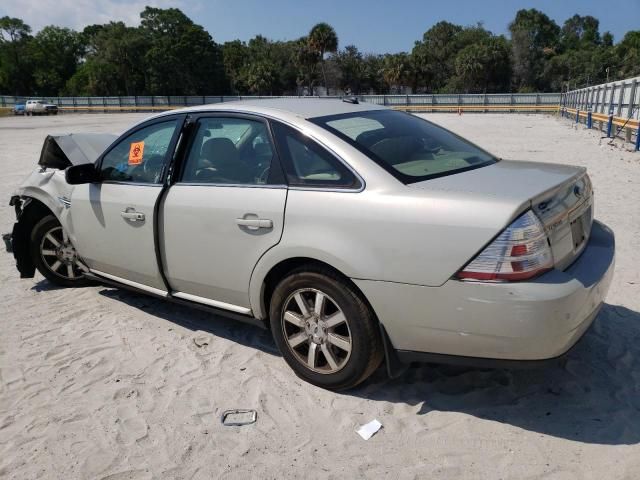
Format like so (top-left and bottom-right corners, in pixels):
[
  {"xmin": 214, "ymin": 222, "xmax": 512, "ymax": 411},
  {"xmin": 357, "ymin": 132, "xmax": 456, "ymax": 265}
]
[{"xmin": 39, "ymin": 133, "xmax": 117, "ymax": 169}]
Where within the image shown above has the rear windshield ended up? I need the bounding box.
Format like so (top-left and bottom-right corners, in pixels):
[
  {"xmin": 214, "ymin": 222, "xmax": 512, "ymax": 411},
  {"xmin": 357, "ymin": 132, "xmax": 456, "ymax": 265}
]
[{"xmin": 310, "ymin": 110, "xmax": 497, "ymax": 183}]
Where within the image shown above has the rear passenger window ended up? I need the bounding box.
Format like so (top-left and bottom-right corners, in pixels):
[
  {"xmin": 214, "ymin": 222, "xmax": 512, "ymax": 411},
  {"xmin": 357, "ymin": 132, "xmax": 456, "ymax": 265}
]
[
  {"xmin": 271, "ymin": 122, "xmax": 360, "ymax": 189},
  {"xmin": 181, "ymin": 117, "xmax": 275, "ymax": 185}
]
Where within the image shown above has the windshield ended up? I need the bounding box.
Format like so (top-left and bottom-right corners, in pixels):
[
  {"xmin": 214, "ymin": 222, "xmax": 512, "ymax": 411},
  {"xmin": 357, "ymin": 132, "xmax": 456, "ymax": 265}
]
[{"xmin": 311, "ymin": 110, "xmax": 497, "ymax": 183}]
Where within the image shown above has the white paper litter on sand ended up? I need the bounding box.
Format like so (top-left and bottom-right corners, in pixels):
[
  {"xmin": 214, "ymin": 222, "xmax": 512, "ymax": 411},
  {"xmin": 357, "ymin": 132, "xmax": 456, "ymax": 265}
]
[{"xmin": 357, "ymin": 419, "xmax": 382, "ymax": 440}]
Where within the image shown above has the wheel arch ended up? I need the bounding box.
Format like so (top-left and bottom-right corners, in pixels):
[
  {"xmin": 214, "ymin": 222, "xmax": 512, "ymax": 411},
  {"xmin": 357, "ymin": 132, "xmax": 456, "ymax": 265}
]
[{"xmin": 251, "ymin": 254, "xmax": 379, "ymax": 325}]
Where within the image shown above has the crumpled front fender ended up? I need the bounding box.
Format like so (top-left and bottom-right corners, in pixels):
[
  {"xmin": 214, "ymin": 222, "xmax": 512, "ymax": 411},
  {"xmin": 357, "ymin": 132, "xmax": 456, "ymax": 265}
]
[{"xmin": 7, "ymin": 169, "xmax": 74, "ymax": 278}]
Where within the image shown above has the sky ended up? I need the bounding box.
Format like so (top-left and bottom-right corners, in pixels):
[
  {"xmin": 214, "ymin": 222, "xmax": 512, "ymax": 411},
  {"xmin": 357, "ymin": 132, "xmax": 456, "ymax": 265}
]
[{"xmin": 1, "ymin": 0, "xmax": 638, "ymax": 53}]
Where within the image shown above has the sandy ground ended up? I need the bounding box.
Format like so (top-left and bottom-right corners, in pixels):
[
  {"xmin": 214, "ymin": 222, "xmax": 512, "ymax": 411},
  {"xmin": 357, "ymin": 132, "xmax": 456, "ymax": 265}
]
[{"xmin": 0, "ymin": 112, "xmax": 639, "ymax": 480}]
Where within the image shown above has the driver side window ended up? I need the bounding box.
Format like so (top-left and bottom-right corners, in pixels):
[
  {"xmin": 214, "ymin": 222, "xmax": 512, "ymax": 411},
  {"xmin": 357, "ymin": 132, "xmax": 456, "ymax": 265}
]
[
  {"xmin": 100, "ymin": 120, "xmax": 178, "ymax": 184},
  {"xmin": 180, "ymin": 117, "xmax": 275, "ymax": 185}
]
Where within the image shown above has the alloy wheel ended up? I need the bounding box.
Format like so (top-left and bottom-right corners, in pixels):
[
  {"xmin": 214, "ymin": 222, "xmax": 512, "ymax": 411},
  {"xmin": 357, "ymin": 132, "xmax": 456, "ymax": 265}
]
[
  {"xmin": 281, "ymin": 288, "xmax": 352, "ymax": 374},
  {"xmin": 39, "ymin": 226, "xmax": 88, "ymax": 280}
]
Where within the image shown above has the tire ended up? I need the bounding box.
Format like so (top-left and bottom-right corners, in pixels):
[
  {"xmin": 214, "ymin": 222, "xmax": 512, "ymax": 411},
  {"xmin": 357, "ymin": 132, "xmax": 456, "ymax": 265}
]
[
  {"xmin": 30, "ymin": 215, "xmax": 89, "ymax": 287},
  {"xmin": 269, "ymin": 266, "xmax": 383, "ymax": 390}
]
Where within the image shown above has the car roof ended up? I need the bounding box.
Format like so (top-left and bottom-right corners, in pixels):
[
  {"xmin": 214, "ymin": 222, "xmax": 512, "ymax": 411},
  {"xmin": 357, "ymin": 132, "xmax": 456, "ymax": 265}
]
[{"xmin": 160, "ymin": 98, "xmax": 388, "ymax": 121}]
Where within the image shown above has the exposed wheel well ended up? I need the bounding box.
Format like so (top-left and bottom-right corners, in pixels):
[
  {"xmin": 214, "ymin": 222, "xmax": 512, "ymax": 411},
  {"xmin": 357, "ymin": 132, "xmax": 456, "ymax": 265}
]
[
  {"xmin": 261, "ymin": 257, "xmax": 377, "ymax": 323},
  {"xmin": 20, "ymin": 197, "xmax": 54, "ymax": 222},
  {"xmin": 11, "ymin": 196, "xmax": 57, "ymax": 278}
]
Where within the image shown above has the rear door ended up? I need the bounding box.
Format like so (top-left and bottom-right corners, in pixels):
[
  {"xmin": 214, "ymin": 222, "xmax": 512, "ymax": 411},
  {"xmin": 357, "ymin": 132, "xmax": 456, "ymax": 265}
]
[
  {"xmin": 69, "ymin": 116, "xmax": 183, "ymax": 292},
  {"xmin": 161, "ymin": 114, "xmax": 287, "ymax": 311}
]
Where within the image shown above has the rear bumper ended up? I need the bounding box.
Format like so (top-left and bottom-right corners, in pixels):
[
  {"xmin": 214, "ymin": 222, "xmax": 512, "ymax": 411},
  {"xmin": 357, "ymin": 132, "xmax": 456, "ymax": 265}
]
[{"xmin": 355, "ymin": 220, "xmax": 615, "ymax": 363}]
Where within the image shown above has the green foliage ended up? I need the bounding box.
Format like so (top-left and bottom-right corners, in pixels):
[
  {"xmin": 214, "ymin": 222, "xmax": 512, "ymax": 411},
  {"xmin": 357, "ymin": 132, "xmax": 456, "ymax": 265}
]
[
  {"xmin": 382, "ymin": 53, "xmax": 411, "ymax": 92},
  {"xmin": 0, "ymin": 16, "xmax": 33, "ymax": 95},
  {"xmin": 616, "ymin": 31, "xmax": 640, "ymax": 78},
  {"xmin": 0, "ymin": 8, "xmax": 637, "ymax": 97},
  {"xmin": 31, "ymin": 26, "xmax": 83, "ymax": 95},
  {"xmin": 334, "ymin": 45, "xmax": 365, "ymax": 93},
  {"xmin": 65, "ymin": 22, "xmax": 147, "ymax": 95},
  {"xmin": 509, "ymin": 9, "xmax": 560, "ymax": 91},
  {"xmin": 139, "ymin": 7, "xmax": 226, "ymax": 95},
  {"xmin": 453, "ymin": 36, "xmax": 511, "ymax": 93}
]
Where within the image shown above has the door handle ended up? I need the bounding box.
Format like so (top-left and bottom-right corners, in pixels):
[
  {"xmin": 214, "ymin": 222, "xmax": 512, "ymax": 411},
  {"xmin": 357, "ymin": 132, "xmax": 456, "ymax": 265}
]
[
  {"xmin": 235, "ymin": 217, "xmax": 273, "ymax": 230},
  {"xmin": 121, "ymin": 209, "xmax": 145, "ymax": 222}
]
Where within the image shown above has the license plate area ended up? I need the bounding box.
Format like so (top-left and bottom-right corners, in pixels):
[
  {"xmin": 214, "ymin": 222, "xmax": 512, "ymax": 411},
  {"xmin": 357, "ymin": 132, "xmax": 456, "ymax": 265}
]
[{"xmin": 570, "ymin": 215, "xmax": 586, "ymax": 250}]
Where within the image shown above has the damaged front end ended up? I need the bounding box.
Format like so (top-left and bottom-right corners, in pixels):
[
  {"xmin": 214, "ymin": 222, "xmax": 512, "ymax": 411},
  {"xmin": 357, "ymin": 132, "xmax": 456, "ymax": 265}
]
[{"xmin": 5, "ymin": 132, "xmax": 117, "ymax": 278}]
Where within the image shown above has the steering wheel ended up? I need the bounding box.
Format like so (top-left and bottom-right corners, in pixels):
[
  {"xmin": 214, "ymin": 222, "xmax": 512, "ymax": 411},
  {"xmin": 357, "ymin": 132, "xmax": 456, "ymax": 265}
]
[
  {"xmin": 143, "ymin": 155, "xmax": 165, "ymax": 183},
  {"xmin": 419, "ymin": 138, "xmax": 442, "ymax": 154},
  {"xmin": 257, "ymin": 165, "xmax": 271, "ymax": 184}
]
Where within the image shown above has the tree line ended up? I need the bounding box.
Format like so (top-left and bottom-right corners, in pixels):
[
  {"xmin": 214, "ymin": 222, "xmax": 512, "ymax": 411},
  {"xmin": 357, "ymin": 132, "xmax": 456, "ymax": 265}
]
[{"xmin": 0, "ymin": 7, "xmax": 638, "ymax": 97}]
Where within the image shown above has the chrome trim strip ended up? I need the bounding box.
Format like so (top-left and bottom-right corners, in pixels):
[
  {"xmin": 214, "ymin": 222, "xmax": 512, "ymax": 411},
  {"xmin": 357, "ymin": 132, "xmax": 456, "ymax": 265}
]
[
  {"xmin": 57, "ymin": 196, "xmax": 71, "ymax": 208},
  {"xmin": 90, "ymin": 269, "xmax": 169, "ymax": 296},
  {"xmin": 288, "ymin": 185, "xmax": 364, "ymax": 193},
  {"xmin": 542, "ymin": 190, "xmax": 593, "ymax": 233},
  {"xmin": 100, "ymin": 181, "xmax": 163, "ymax": 187},
  {"xmin": 172, "ymin": 291, "xmax": 252, "ymax": 315},
  {"xmin": 173, "ymin": 182, "xmax": 287, "ymax": 189}
]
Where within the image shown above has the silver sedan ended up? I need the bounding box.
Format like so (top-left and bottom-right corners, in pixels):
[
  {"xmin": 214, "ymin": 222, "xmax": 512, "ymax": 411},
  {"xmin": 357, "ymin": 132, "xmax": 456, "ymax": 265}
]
[{"xmin": 6, "ymin": 99, "xmax": 615, "ymax": 389}]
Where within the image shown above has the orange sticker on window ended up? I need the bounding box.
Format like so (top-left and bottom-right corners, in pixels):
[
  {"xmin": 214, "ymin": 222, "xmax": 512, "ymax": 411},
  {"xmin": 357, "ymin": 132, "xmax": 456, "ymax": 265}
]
[{"xmin": 128, "ymin": 141, "xmax": 145, "ymax": 165}]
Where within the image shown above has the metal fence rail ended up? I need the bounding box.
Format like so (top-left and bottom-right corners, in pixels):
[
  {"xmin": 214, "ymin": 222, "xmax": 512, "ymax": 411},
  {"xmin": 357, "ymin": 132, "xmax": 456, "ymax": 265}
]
[
  {"xmin": 561, "ymin": 76, "xmax": 640, "ymax": 119},
  {"xmin": 0, "ymin": 93, "xmax": 562, "ymax": 112},
  {"xmin": 561, "ymin": 76, "xmax": 640, "ymax": 150}
]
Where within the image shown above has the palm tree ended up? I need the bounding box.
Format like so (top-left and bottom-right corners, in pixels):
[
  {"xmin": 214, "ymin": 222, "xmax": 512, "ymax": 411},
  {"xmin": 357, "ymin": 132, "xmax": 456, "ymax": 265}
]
[
  {"xmin": 308, "ymin": 23, "xmax": 338, "ymax": 93},
  {"xmin": 382, "ymin": 53, "xmax": 409, "ymax": 93},
  {"xmin": 293, "ymin": 38, "xmax": 320, "ymax": 94}
]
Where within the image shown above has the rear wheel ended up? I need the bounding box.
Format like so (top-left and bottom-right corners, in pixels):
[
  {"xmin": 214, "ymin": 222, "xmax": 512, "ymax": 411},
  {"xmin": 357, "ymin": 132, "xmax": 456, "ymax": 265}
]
[
  {"xmin": 269, "ymin": 266, "xmax": 383, "ymax": 390},
  {"xmin": 30, "ymin": 215, "xmax": 89, "ymax": 287}
]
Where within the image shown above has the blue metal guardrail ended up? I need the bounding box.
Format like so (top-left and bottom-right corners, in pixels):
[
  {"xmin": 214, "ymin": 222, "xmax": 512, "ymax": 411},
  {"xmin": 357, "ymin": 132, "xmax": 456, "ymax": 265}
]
[{"xmin": 562, "ymin": 76, "xmax": 640, "ymax": 150}]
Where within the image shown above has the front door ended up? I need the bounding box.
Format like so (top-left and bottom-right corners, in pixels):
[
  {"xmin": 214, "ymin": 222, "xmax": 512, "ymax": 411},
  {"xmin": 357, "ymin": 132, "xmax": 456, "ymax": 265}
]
[
  {"xmin": 69, "ymin": 117, "xmax": 182, "ymax": 292},
  {"xmin": 161, "ymin": 115, "xmax": 287, "ymax": 310}
]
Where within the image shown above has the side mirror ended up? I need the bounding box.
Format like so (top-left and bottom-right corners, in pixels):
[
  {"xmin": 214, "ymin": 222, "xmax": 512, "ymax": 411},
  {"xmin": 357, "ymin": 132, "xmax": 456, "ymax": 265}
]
[{"xmin": 65, "ymin": 163, "xmax": 99, "ymax": 184}]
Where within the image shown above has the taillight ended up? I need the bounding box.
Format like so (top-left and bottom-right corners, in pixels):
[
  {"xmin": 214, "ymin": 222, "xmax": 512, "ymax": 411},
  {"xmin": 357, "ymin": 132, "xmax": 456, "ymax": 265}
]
[{"xmin": 457, "ymin": 210, "xmax": 553, "ymax": 282}]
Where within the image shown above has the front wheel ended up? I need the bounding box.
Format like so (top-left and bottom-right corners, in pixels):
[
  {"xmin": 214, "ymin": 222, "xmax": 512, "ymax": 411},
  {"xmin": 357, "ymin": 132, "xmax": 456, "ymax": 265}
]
[
  {"xmin": 269, "ymin": 267, "xmax": 383, "ymax": 390},
  {"xmin": 30, "ymin": 215, "xmax": 89, "ymax": 287}
]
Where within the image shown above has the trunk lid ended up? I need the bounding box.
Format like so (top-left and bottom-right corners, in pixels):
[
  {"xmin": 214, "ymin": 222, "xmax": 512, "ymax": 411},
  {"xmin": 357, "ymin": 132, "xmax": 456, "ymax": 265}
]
[{"xmin": 409, "ymin": 160, "xmax": 594, "ymax": 270}]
